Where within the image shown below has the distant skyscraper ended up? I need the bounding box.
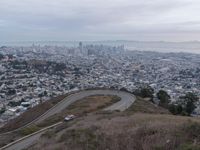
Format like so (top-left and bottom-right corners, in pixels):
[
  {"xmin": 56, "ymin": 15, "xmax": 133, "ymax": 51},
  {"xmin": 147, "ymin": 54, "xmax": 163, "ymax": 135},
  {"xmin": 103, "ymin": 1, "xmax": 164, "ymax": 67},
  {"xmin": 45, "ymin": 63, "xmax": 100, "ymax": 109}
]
[
  {"xmin": 78, "ymin": 41, "xmax": 86, "ymax": 56},
  {"xmin": 79, "ymin": 42, "xmax": 83, "ymax": 51}
]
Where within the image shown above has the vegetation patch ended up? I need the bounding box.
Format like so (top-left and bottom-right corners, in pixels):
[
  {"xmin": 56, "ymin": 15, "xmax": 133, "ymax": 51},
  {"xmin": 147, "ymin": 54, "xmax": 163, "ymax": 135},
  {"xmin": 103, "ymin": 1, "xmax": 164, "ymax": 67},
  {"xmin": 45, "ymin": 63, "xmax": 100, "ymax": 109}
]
[
  {"xmin": 63, "ymin": 95, "xmax": 121, "ymax": 115},
  {"xmin": 58, "ymin": 127, "xmax": 103, "ymax": 150},
  {"xmin": 182, "ymin": 121, "xmax": 200, "ymax": 140},
  {"xmin": 37, "ymin": 95, "xmax": 121, "ymax": 128},
  {"xmin": 18, "ymin": 125, "xmax": 41, "ymax": 136},
  {"xmin": 36, "ymin": 115, "xmax": 63, "ymax": 128},
  {"xmin": 125, "ymin": 97, "xmax": 169, "ymax": 114},
  {"xmin": 178, "ymin": 143, "xmax": 200, "ymax": 150},
  {"xmin": 169, "ymin": 92, "xmax": 199, "ymax": 116},
  {"xmin": 25, "ymin": 112, "xmax": 200, "ymax": 150}
]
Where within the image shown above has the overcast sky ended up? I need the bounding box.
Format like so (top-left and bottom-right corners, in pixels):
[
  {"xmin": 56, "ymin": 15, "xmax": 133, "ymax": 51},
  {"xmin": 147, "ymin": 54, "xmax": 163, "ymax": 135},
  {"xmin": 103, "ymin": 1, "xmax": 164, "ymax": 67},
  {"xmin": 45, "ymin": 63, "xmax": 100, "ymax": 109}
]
[{"xmin": 1, "ymin": 0, "xmax": 200, "ymax": 42}]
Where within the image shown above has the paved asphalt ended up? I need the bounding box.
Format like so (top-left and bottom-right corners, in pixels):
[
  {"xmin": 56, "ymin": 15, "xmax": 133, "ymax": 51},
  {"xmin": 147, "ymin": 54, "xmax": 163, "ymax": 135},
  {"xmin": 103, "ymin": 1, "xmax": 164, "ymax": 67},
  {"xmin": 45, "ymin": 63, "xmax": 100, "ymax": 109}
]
[
  {"xmin": 1, "ymin": 90, "xmax": 135, "ymax": 150},
  {"xmin": 34, "ymin": 90, "xmax": 135, "ymax": 124}
]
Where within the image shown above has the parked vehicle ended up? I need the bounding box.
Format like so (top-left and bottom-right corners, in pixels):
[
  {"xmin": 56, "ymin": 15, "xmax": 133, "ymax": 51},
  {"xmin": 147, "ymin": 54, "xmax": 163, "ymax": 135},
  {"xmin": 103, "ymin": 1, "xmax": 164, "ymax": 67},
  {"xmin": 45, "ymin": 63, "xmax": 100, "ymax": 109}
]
[{"xmin": 64, "ymin": 114, "xmax": 75, "ymax": 121}]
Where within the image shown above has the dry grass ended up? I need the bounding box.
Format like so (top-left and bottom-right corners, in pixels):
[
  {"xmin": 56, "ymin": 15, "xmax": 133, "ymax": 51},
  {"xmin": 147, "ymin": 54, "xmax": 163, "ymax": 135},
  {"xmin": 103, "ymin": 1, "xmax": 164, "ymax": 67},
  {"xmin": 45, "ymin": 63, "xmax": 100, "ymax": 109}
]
[
  {"xmin": 0, "ymin": 95, "xmax": 120, "ymax": 148},
  {"xmin": 28, "ymin": 113, "xmax": 200, "ymax": 150},
  {"xmin": 125, "ymin": 97, "xmax": 169, "ymax": 114},
  {"xmin": 62, "ymin": 95, "xmax": 120, "ymax": 115},
  {"xmin": 0, "ymin": 132, "xmax": 20, "ymax": 148},
  {"xmin": 37, "ymin": 95, "xmax": 120, "ymax": 127},
  {"xmin": 19, "ymin": 125, "xmax": 41, "ymax": 136},
  {"xmin": 5, "ymin": 96, "xmax": 200, "ymax": 150}
]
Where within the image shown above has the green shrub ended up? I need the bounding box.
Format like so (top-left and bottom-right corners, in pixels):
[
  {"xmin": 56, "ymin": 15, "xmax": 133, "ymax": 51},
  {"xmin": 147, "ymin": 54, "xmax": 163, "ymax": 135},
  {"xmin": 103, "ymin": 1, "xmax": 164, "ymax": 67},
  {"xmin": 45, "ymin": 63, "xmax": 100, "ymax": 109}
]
[
  {"xmin": 178, "ymin": 143, "xmax": 200, "ymax": 150},
  {"xmin": 19, "ymin": 125, "xmax": 40, "ymax": 136},
  {"xmin": 183, "ymin": 122, "xmax": 200, "ymax": 139},
  {"xmin": 168, "ymin": 104, "xmax": 183, "ymax": 115}
]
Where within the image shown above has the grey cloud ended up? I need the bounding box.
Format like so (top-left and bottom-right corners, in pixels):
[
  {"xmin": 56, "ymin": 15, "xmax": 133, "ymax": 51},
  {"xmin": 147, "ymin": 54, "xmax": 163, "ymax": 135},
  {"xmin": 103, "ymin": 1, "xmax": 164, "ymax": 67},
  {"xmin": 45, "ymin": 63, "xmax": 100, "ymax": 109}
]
[{"xmin": 0, "ymin": 0, "xmax": 200, "ymax": 41}]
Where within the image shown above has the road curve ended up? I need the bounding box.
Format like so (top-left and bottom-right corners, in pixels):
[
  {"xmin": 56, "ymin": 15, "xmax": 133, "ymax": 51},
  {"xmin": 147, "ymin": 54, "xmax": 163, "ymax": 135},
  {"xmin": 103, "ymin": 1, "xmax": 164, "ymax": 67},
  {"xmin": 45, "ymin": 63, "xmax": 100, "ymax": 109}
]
[
  {"xmin": 34, "ymin": 89, "xmax": 135, "ymax": 124},
  {"xmin": 1, "ymin": 89, "xmax": 136, "ymax": 150}
]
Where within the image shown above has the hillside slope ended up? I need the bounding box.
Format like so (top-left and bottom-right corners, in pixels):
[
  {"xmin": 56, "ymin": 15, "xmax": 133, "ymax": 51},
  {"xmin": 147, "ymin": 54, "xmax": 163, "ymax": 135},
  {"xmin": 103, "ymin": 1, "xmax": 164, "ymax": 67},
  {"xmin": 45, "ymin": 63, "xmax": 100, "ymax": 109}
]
[{"xmin": 26, "ymin": 98, "xmax": 200, "ymax": 150}]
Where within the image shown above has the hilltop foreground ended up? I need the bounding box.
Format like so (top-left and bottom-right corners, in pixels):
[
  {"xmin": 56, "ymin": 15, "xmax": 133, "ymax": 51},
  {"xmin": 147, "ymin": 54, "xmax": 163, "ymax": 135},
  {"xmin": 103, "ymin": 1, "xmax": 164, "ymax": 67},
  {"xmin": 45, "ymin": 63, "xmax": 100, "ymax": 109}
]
[
  {"xmin": 25, "ymin": 98, "xmax": 200, "ymax": 150},
  {"xmin": 25, "ymin": 114, "xmax": 200, "ymax": 150},
  {"xmin": 1, "ymin": 92, "xmax": 200, "ymax": 150}
]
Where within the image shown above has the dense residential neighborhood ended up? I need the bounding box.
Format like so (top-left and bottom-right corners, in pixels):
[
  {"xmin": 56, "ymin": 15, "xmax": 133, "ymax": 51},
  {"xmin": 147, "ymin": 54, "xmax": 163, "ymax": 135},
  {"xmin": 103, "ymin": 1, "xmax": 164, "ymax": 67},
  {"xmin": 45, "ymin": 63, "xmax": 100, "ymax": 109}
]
[{"xmin": 0, "ymin": 43, "xmax": 200, "ymax": 124}]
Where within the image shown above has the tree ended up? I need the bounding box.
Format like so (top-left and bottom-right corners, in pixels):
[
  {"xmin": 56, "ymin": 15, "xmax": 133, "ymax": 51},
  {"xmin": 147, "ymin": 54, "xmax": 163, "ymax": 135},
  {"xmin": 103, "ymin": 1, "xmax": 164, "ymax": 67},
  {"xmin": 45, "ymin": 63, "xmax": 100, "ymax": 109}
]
[
  {"xmin": 134, "ymin": 86, "xmax": 154, "ymax": 100},
  {"xmin": 169, "ymin": 93, "xmax": 198, "ymax": 116},
  {"xmin": 7, "ymin": 89, "xmax": 16, "ymax": 95},
  {"xmin": 168, "ymin": 104, "xmax": 183, "ymax": 115},
  {"xmin": 44, "ymin": 91, "xmax": 48, "ymax": 96},
  {"xmin": 7, "ymin": 54, "xmax": 14, "ymax": 59},
  {"xmin": 54, "ymin": 63, "xmax": 66, "ymax": 72},
  {"xmin": 180, "ymin": 92, "xmax": 199, "ymax": 116},
  {"xmin": 0, "ymin": 53, "xmax": 4, "ymax": 60},
  {"xmin": 8, "ymin": 101, "xmax": 21, "ymax": 107},
  {"xmin": 120, "ymin": 87, "xmax": 129, "ymax": 92},
  {"xmin": 141, "ymin": 86, "xmax": 154, "ymax": 99},
  {"xmin": 0, "ymin": 105, "xmax": 6, "ymax": 115},
  {"xmin": 157, "ymin": 90, "xmax": 170, "ymax": 108},
  {"xmin": 38, "ymin": 93, "xmax": 43, "ymax": 98}
]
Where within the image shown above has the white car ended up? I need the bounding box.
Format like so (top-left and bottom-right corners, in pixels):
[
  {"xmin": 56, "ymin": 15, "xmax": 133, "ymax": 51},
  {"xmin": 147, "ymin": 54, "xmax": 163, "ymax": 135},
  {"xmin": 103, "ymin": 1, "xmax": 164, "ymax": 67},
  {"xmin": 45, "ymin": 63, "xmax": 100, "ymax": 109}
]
[{"xmin": 64, "ymin": 114, "xmax": 75, "ymax": 121}]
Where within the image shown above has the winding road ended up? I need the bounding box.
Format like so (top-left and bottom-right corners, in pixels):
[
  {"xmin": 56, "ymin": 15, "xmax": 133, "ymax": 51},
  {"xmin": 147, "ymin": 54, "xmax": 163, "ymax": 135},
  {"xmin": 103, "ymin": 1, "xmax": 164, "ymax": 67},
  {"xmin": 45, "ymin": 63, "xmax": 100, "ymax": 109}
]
[{"xmin": 0, "ymin": 89, "xmax": 136, "ymax": 150}]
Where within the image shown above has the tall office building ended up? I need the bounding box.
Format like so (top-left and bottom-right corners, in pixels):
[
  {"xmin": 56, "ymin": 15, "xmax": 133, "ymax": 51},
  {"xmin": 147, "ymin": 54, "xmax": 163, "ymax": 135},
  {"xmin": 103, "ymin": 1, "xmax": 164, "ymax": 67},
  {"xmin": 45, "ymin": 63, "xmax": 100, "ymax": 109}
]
[{"xmin": 79, "ymin": 42, "xmax": 83, "ymax": 51}]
